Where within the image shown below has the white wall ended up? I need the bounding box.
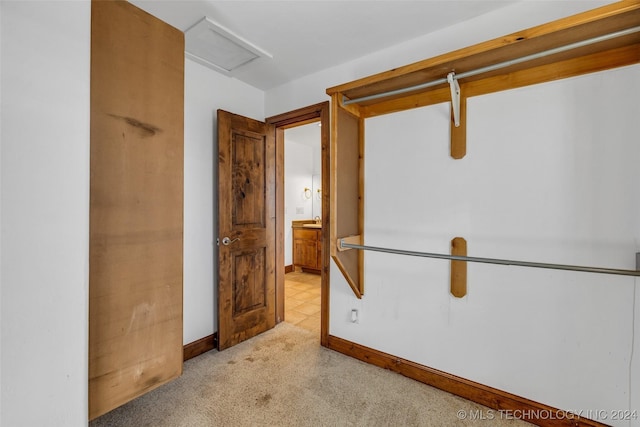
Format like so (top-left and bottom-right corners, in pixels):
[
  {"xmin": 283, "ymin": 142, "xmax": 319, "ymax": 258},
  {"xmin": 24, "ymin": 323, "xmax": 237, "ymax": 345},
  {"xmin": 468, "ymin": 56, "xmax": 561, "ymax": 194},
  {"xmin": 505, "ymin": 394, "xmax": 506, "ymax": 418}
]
[
  {"xmin": 183, "ymin": 59, "xmax": 264, "ymax": 343},
  {"xmin": 283, "ymin": 139, "xmax": 314, "ymax": 266},
  {"xmin": 1, "ymin": 2, "xmax": 91, "ymax": 426},
  {"xmin": 266, "ymin": 1, "xmax": 639, "ymax": 425}
]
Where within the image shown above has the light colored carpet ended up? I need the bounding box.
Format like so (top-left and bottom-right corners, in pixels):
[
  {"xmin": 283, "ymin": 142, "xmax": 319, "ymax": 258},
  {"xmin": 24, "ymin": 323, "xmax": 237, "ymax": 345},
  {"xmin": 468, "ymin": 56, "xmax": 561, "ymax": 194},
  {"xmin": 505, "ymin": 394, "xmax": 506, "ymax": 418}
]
[{"xmin": 90, "ymin": 322, "xmax": 531, "ymax": 426}]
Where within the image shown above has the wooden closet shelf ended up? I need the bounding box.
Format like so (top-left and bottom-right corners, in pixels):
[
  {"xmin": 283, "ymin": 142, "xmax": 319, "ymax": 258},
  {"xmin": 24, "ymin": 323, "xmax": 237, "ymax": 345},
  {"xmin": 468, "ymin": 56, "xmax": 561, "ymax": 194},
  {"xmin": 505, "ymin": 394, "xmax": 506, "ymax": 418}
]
[{"xmin": 327, "ymin": 2, "xmax": 640, "ymax": 107}]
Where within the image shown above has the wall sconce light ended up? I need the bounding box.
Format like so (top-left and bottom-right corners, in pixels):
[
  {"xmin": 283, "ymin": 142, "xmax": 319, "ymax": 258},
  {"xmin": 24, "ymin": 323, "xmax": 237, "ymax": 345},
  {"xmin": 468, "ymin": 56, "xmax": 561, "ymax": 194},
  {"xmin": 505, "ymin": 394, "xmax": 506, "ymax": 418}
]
[{"xmin": 303, "ymin": 187, "xmax": 312, "ymax": 199}]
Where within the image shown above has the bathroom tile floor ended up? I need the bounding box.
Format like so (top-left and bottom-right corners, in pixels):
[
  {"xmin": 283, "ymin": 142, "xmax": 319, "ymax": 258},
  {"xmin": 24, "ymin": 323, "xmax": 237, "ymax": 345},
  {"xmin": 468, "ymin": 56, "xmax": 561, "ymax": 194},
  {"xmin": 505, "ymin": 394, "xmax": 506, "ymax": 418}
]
[{"xmin": 284, "ymin": 271, "xmax": 321, "ymax": 335}]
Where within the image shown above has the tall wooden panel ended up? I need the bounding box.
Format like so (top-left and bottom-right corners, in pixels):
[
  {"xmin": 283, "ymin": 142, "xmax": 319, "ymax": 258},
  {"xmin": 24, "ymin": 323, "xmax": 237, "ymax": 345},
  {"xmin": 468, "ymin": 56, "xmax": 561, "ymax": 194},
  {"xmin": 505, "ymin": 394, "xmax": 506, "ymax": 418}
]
[
  {"xmin": 330, "ymin": 95, "xmax": 364, "ymax": 297},
  {"xmin": 89, "ymin": 1, "xmax": 184, "ymax": 420}
]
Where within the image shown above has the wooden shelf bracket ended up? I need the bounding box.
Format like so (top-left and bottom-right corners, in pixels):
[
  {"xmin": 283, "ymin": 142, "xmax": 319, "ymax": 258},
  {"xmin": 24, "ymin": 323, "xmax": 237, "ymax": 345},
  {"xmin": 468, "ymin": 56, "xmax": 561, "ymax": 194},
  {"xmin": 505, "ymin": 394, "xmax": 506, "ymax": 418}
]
[
  {"xmin": 450, "ymin": 237, "xmax": 467, "ymax": 298},
  {"xmin": 338, "ymin": 235, "xmax": 362, "ymax": 252}
]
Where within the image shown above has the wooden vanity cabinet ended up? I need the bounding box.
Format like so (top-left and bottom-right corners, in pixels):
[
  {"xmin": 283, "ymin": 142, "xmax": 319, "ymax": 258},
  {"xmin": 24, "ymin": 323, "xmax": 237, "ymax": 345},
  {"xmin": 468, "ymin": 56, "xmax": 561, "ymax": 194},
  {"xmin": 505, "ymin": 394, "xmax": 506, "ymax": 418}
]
[{"xmin": 292, "ymin": 227, "xmax": 322, "ymax": 273}]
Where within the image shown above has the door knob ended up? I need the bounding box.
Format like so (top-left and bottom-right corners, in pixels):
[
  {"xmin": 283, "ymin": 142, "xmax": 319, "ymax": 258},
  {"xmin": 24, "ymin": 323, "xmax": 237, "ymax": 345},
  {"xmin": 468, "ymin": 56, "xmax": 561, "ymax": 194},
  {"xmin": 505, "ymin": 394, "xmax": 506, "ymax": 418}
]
[{"xmin": 221, "ymin": 236, "xmax": 240, "ymax": 246}]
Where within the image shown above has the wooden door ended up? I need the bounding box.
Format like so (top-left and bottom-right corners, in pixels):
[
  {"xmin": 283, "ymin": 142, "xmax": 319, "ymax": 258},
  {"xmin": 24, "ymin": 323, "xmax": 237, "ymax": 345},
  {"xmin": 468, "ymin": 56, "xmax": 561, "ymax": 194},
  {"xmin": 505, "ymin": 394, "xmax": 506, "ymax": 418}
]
[
  {"xmin": 217, "ymin": 110, "xmax": 276, "ymax": 350},
  {"xmin": 89, "ymin": 1, "xmax": 184, "ymax": 420}
]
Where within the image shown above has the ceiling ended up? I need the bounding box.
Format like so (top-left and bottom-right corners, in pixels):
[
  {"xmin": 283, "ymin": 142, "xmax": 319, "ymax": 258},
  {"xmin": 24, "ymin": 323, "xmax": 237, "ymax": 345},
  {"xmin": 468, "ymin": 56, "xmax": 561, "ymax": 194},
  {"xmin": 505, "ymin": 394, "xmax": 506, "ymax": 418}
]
[
  {"xmin": 129, "ymin": 0, "xmax": 523, "ymax": 91},
  {"xmin": 285, "ymin": 121, "xmax": 321, "ymax": 148}
]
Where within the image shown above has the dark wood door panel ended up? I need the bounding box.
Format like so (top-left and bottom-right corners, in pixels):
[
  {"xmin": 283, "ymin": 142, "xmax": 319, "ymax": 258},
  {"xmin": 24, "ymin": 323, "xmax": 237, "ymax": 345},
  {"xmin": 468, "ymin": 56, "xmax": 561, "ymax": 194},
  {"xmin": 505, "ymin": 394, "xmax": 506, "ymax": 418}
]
[
  {"xmin": 232, "ymin": 129, "xmax": 267, "ymax": 228},
  {"xmin": 232, "ymin": 248, "xmax": 267, "ymax": 316},
  {"xmin": 218, "ymin": 110, "xmax": 275, "ymax": 351}
]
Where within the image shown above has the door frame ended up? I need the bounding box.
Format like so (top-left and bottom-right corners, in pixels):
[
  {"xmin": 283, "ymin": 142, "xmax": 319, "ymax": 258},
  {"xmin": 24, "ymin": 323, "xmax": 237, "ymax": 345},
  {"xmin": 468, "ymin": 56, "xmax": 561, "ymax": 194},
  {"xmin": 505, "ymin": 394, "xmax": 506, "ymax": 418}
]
[{"xmin": 266, "ymin": 101, "xmax": 330, "ymax": 347}]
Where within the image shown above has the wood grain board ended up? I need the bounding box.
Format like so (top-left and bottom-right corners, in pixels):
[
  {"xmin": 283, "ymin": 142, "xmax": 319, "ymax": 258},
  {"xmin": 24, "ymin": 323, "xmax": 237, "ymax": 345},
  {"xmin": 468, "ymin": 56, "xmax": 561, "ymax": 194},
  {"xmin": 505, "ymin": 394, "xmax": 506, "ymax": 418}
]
[
  {"xmin": 330, "ymin": 94, "xmax": 364, "ymax": 298},
  {"xmin": 89, "ymin": 0, "xmax": 184, "ymax": 419}
]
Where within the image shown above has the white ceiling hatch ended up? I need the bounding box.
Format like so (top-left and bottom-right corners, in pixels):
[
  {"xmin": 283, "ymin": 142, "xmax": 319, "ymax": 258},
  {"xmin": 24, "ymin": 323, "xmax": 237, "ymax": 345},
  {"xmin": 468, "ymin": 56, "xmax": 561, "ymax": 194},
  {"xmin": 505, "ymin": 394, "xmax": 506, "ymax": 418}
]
[{"xmin": 185, "ymin": 17, "xmax": 272, "ymax": 75}]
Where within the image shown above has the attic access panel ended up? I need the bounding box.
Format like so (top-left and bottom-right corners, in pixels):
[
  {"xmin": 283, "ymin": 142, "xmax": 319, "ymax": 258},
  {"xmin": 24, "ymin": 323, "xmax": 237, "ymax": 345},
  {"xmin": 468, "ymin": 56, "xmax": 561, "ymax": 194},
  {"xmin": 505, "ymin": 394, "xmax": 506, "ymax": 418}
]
[{"xmin": 185, "ymin": 17, "xmax": 272, "ymax": 75}]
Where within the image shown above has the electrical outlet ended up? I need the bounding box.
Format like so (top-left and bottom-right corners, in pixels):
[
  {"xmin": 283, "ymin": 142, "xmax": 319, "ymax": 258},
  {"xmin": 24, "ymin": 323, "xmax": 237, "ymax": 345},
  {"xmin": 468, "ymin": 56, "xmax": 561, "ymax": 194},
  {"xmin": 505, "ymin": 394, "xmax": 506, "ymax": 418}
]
[{"xmin": 296, "ymin": 206, "xmax": 304, "ymax": 215}]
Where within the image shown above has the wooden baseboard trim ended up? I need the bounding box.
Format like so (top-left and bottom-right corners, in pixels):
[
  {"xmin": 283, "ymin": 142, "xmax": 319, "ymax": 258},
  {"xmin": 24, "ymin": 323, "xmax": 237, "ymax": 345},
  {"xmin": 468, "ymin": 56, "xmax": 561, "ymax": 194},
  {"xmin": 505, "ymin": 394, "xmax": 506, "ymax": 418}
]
[
  {"xmin": 284, "ymin": 264, "xmax": 293, "ymax": 274},
  {"xmin": 327, "ymin": 335, "xmax": 605, "ymax": 427},
  {"xmin": 183, "ymin": 333, "xmax": 217, "ymax": 361}
]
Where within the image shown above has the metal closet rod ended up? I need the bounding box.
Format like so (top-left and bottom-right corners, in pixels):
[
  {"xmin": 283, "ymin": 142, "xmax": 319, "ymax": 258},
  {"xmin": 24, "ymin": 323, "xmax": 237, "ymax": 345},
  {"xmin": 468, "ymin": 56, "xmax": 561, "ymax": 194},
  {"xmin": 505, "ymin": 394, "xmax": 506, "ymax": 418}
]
[
  {"xmin": 340, "ymin": 240, "xmax": 640, "ymax": 277},
  {"xmin": 343, "ymin": 26, "xmax": 640, "ymax": 106}
]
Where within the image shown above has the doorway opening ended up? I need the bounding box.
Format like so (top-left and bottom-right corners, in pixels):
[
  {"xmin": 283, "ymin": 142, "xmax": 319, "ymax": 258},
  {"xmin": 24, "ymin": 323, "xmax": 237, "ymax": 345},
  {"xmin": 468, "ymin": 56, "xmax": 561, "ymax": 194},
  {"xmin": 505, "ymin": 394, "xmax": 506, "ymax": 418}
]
[
  {"xmin": 283, "ymin": 122, "xmax": 322, "ymax": 335},
  {"xmin": 267, "ymin": 101, "xmax": 330, "ymax": 347}
]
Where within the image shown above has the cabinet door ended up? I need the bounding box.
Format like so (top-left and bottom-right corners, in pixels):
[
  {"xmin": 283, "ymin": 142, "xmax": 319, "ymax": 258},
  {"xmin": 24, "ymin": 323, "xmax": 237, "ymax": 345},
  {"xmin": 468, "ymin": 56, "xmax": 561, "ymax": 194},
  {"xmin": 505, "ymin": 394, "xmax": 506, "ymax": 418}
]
[
  {"xmin": 294, "ymin": 239, "xmax": 317, "ymax": 269},
  {"xmin": 292, "ymin": 229, "xmax": 316, "ymax": 269}
]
